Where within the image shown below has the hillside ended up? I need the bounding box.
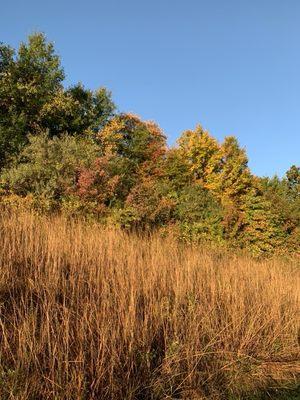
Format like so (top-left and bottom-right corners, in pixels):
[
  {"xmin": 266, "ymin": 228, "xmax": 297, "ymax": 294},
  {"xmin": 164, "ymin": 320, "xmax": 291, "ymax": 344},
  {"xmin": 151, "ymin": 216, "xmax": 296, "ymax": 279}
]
[{"xmin": 0, "ymin": 210, "xmax": 299, "ymax": 399}]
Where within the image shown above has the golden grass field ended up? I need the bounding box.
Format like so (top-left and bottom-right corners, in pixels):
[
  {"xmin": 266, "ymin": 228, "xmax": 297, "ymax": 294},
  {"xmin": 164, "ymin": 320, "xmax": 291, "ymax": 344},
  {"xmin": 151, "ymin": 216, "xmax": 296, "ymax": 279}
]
[{"xmin": 0, "ymin": 211, "xmax": 299, "ymax": 399}]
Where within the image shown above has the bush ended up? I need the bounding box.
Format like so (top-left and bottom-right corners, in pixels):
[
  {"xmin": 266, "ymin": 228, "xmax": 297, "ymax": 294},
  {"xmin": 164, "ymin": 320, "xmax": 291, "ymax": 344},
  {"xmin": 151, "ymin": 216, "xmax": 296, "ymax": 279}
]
[
  {"xmin": 1, "ymin": 133, "xmax": 99, "ymax": 209},
  {"xmin": 174, "ymin": 185, "xmax": 224, "ymax": 243}
]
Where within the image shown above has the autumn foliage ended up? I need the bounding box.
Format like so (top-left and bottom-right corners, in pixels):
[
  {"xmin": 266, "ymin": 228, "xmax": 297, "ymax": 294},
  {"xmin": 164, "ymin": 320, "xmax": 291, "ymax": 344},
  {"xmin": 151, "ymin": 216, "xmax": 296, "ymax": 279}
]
[
  {"xmin": 0, "ymin": 34, "xmax": 299, "ymax": 400},
  {"xmin": 0, "ymin": 34, "xmax": 300, "ymax": 255}
]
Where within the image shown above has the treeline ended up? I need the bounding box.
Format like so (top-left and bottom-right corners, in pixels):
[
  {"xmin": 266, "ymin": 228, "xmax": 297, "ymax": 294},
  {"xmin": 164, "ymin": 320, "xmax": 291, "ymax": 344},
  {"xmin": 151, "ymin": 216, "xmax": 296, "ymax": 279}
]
[{"xmin": 0, "ymin": 33, "xmax": 299, "ymax": 255}]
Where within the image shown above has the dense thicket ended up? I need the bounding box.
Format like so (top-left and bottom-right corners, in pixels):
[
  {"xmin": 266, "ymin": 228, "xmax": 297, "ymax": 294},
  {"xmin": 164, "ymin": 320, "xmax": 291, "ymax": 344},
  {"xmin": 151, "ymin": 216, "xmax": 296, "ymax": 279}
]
[{"xmin": 0, "ymin": 34, "xmax": 299, "ymax": 255}]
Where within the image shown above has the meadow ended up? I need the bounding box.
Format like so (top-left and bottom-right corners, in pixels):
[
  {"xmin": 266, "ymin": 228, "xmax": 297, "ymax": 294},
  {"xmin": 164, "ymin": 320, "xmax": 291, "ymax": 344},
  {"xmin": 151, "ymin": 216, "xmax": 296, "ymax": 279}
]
[{"xmin": 0, "ymin": 210, "xmax": 299, "ymax": 399}]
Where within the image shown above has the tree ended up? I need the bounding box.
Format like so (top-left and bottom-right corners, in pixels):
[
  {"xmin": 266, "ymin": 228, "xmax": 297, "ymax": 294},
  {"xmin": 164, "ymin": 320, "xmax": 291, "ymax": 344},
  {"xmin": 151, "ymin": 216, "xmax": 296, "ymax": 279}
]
[
  {"xmin": 174, "ymin": 185, "xmax": 224, "ymax": 243},
  {"xmin": 0, "ymin": 43, "xmax": 14, "ymax": 74},
  {"xmin": 286, "ymin": 165, "xmax": 300, "ymax": 196},
  {"xmin": 239, "ymin": 186, "xmax": 286, "ymax": 255},
  {"xmin": 164, "ymin": 148, "xmax": 192, "ymax": 191},
  {"xmin": 97, "ymin": 113, "xmax": 167, "ymax": 200},
  {"xmin": 0, "ymin": 32, "xmax": 65, "ymax": 129},
  {"xmin": 177, "ymin": 125, "xmax": 222, "ymax": 189},
  {"xmin": 76, "ymin": 155, "xmax": 120, "ymax": 216},
  {"xmin": 0, "ymin": 33, "xmax": 115, "ymax": 169},
  {"xmin": 211, "ymin": 136, "xmax": 253, "ymax": 241},
  {"xmin": 176, "ymin": 128, "xmax": 254, "ymax": 244},
  {"xmin": 261, "ymin": 172, "xmax": 300, "ymax": 253},
  {"xmin": 67, "ymin": 85, "xmax": 115, "ymax": 134},
  {"xmin": 217, "ymin": 136, "xmax": 252, "ymax": 202},
  {"xmin": 40, "ymin": 84, "xmax": 115, "ymax": 138},
  {"xmin": 0, "ymin": 33, "xmax": 65, "ymax": 166},
  {"xmin": 124, "ymin": 177, "xmax": 175, "ymax": 228},
  {"xmin": 0, "ymin": 133, "xmax": 99, "ymax": 208}
]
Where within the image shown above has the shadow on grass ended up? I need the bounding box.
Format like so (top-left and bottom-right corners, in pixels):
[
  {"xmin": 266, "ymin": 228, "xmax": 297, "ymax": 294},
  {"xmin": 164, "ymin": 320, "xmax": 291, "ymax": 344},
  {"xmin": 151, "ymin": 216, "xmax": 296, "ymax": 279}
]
[{"xmin": 233, "ymin": 385, "xmax": 300, "ymax": 400}]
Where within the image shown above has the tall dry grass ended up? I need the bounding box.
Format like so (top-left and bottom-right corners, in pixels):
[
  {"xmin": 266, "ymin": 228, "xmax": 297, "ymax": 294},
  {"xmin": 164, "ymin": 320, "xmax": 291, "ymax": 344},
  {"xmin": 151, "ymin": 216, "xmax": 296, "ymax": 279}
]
[{"xmin": 0, "ymin": 210, "xmax": 299, "ymax": 399}]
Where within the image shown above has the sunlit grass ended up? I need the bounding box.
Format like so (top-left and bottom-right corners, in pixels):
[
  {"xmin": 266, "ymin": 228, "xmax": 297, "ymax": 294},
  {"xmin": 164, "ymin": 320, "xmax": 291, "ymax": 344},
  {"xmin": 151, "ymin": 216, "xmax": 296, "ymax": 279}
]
[{"xmin": 0, "ymin": 210, "xmax": 299, "ymax": 399}]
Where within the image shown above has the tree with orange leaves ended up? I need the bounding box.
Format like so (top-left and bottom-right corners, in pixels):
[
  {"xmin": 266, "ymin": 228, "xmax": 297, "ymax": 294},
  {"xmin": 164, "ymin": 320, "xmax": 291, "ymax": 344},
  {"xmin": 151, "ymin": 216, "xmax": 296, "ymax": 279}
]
[{"xmin": 97, "ymin": 113, "xmax": 167, "ymax": 200}]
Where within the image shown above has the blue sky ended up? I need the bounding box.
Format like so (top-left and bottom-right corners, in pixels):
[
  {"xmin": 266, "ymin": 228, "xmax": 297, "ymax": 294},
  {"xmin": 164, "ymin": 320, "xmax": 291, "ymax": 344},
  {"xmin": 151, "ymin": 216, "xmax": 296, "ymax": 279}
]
[{"xmin": 1, "ymin": 0, "xmax": 299, "ymax": 176}]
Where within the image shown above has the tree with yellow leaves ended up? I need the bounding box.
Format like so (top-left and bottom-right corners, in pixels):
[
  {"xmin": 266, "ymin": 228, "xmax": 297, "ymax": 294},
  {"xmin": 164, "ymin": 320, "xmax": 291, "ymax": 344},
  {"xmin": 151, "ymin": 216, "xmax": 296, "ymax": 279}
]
[
  {"xmin": 177, "ymin": 125, "xmax": 222, "ymax": 190},
  {"xmin": 97, "ymin": 113, "xmax": 167, "ymax": 200},
  {"xmin": 217, "ymin": 136, "xmax": 252, "ymax": 202}
]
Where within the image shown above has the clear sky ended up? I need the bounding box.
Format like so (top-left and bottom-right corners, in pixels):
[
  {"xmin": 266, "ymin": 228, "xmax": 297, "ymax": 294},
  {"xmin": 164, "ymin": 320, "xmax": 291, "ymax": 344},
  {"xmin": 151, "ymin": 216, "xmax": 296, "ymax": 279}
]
[{"xmin": 1, "ymin": 0, "xmax": 299, "ymax": 176}]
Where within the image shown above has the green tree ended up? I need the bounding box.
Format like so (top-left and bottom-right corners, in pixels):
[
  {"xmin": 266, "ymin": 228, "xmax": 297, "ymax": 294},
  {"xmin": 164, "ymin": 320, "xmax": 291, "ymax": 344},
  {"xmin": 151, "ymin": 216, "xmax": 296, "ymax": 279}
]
[
  {"xmin": 261, "ymin": 172, "xmax": 300, "ymax": 252},
  {"xmin": 286, "ymin": 165, "xmax": 300, "ymax": 196},
  {"xmin": 240, "ymin": 186, "xmax": 286, "ymax": 255},
  {"xmin": 1, "ymin": 133, "xmax": 99, "ymax": 209},
  {"xmin": 174, "ymin": 185, "xmax": 224, "ymax": 243},
  {"xmin": 164, "ymin": 148, "xmax": 192, "ymax": 190},
  {"xmin": 0, "ymin": 33, "xmax": 64, "ymax": 166},
  {"xmin": 0, "ymin": 33, "xmax": 115, "ymax": 168},
  {"xmin": 40, "ymin": 84, "xmax": 115, "ymax": 138},
  {"xmin": 0, "ymin": 43, "xmax": 14, "ymax": 73}
]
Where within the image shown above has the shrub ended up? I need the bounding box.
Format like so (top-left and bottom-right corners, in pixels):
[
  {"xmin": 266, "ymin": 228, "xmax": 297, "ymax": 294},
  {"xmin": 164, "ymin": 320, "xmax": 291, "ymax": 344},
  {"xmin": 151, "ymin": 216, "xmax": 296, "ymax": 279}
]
[{"xmin": 1, "ymin": 133, "xmax": 99, "ymax": 209}]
